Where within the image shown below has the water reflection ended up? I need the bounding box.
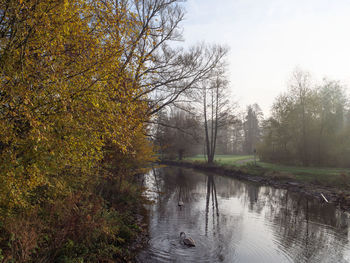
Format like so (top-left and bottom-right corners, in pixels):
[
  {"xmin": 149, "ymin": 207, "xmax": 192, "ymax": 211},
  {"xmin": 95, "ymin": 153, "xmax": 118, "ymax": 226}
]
[
  {"xmin": 138, "ymin": 167, "xmax": 350, "ymax": 263},
  {"xmin": 205, "ymin": 175, "xmax": 219, "ymax": 236}
]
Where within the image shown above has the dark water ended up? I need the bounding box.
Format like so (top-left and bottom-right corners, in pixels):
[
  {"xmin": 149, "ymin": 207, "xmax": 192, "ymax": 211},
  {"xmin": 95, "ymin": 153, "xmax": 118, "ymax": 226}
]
[{"xmin": 137, "ymin": 167, "xmax": 350, "ymax": 263}]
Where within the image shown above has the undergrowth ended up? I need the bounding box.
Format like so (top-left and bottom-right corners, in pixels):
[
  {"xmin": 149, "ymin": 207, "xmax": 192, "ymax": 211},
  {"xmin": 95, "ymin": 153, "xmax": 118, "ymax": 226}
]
[{"xmin": 0, "ymin": 179, "xmax": 146, "ymax": 263}]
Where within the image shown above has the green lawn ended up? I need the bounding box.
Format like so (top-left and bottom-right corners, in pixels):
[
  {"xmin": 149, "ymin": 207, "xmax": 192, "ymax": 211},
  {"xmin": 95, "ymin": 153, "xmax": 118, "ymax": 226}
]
[
  {"xmin": 185, "ymin": 154, "xmax": 256, "ymax": 165},
  {"xmin": 256, "ymin": 162, "xmax": 348, "ymax": 176},
  {"xmin": 184, "ymin": 154, "xmax": 350, "ymax": 189},
  {"xmin": 256, "ymin": 161, "xmax": 350, "ymax": 186}
]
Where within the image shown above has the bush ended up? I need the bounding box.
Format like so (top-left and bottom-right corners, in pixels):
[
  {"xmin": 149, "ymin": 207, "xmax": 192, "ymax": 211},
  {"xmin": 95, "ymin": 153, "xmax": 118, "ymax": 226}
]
[{"xmin": 0, "ymin": 185, "xmax": 144, "ymax": 263}]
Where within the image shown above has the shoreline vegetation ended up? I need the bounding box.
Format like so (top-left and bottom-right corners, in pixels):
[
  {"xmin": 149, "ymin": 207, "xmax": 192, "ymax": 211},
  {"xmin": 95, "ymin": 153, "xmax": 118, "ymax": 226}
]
[
  {"xmin": 0, "ymin": 174, "xmax": 150, "ymax": 263},
  {"xmin": 161, "ymin": 156, "xmax": 350, "ymax": 212}
]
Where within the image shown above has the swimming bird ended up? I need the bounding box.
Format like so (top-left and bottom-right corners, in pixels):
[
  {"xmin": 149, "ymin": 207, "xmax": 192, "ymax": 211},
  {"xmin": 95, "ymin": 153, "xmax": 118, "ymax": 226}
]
[
  {"xmin": 180, "ymin": 232, "xmax": 196, "ymax": 247},
  {"xmin": 178, "ymin": 200, "xmax": 184, "ymax": 207}
]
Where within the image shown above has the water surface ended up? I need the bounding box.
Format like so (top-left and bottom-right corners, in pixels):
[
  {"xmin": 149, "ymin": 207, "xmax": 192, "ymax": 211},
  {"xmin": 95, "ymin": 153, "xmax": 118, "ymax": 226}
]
[{"xmin": 137, "ymin": 167, "xmax": 350, "ymax": 263}]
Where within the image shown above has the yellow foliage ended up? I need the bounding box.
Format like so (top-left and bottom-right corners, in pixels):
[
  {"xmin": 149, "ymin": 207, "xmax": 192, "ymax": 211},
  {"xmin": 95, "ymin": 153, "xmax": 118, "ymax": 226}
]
[{"xmin": 0, "ymin": 0, "xmax": 154, "ymax": 209}]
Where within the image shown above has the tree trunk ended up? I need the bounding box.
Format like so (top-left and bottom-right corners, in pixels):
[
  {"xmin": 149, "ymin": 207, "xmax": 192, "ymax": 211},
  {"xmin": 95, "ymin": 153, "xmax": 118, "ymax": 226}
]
[
  {"xmin": 203, "ymin": 86, "xmax": 211, "ymax": 163},
  {"xmin": 210, "ymin": 86, "xmax": 214, "ymax": 162},
  {"xmin": 212, "ymin": 81, "xmax": 219, "ymax": 160}
]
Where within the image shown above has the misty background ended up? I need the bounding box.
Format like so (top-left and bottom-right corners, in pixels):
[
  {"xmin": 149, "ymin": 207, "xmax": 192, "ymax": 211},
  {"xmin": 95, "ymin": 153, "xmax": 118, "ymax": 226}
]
[{"xmin": 181, "ymin": 0, "xmax": 350, "ymax": 115}]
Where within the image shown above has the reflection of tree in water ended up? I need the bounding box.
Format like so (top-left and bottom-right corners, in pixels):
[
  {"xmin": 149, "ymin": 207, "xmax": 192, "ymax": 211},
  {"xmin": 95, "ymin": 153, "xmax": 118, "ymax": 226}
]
[
  {"xmin": 143, "ymin": 167, "xmax": 350, "ymax": 262},
  {"xmin": 205, "ymin": 177, "xmax": 350, "ymax": 262},
  {"xmin": 205, "ymin": 175, "xmax": 219, "ymax": 236},
  {"xmin": 166, "ymin": 167, "xmax": 200, "ymax": 202},
  {"xmin": 213, "ymin": 176, "xmax": 264, "ymax": 214},
  {"xmin": 149, "ymin": 167, "xmax": 207, "ymax": 221},
  {"xmin": 204, "ymin": 174, "xmax": 245, "ymax": 262},
  {"xmin": 256, "ymin": 188, "xmax": 350, "ymax": 262},
  {"xmin": 147, "ymin": 167, "xmax": 198, "ymax": 198},
  {"xmin": 244, "ymin": 183, "xmax": 262, "ymax": 212},
  {"xmin": 147, "ymin": 168, "xmax": 247, "ymax": 262}
]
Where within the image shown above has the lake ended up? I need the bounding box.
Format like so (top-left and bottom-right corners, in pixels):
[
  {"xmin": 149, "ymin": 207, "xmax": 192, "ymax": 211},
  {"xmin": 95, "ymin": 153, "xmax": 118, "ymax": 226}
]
[{"xmin": 137, "ymin": 166, "xmax": 350, "ymax": 263}]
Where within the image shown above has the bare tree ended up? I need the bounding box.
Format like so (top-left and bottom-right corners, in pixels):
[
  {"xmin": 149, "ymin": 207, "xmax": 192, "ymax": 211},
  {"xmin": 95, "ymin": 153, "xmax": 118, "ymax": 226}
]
[
  {"xmin": 196, "ymin": 68, "xmax": 234, "ymax": 163},
  {"xmin": 110, "ymin": 1, "xmax": 228, "ymax": 117}
]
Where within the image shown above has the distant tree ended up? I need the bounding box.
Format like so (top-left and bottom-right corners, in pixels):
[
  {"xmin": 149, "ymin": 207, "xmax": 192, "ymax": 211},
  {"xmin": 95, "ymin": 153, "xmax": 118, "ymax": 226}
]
[
  {"xmin": 314, "ymin": 79, "xmax": 348, "ymax": 165},
  {"xmin": 216, "ymin": 123, "xmax": 233, "ymax": 154},
  {"xmin": 231, "ymin": 118, "xmax": 244, "ymax": 154},
  {"xmin": 155, "ymin": 106, "xmax": 201, "ymax": 160},
  {"xmin": 259, "ymin": 69, "xmax": 350, "ymax": 167},
  {"xmin": 289, "ymin": 69, "xmax": 313, "ymax": 166},
  {"xmin": 243, "ymin": 104, "xmax": 263, "ymax": 154}
]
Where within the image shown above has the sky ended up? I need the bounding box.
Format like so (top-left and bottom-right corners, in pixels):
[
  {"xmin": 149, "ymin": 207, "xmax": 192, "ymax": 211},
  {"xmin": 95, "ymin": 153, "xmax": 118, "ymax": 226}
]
[{"xmin": 181, "ymin": 0, "xmax": 350, "ymax": 115}]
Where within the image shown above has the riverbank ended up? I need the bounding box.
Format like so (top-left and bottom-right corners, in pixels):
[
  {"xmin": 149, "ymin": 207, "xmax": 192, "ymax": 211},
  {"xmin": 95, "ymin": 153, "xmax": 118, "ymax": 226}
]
[
  {"xmin": 118, "ymin": 200, "xmax": 149, "ymax": 263},
  {"xmin": 0, "ymin": 178, "xmax": 149, "ymax": 263},
  {"xmin": 185, "ymin": 155, "xmax": 350, "ymax": 185},
  {"xmin": 162, "ymin": 160, "xmax": 350, "ymax": 212}
]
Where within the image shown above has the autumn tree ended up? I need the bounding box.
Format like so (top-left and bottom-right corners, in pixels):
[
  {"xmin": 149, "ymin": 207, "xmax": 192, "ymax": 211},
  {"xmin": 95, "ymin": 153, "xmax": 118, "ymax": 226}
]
[
  {"xmin": 0, "ymin": 0, "xmax": 150, "ymax": 208},
  {"xmin": 0, "ymin": 0, "xmax": 228, "ymax": 209}
]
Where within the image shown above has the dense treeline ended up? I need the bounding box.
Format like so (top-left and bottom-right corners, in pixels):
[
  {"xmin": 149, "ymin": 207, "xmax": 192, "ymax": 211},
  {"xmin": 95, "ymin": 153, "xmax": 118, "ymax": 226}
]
[
  {"xmin": 0, "ymin": 0, "xmax": 225, "ymax": 261},
  {"xmin": 258, "ymin": 70, "xmax": 350, "ymax": 167}
]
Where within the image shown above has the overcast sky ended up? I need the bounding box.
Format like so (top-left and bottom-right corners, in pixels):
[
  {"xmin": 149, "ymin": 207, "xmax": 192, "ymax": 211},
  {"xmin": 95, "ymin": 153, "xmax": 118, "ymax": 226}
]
[{"xmin": 181, "ymin": 0, "xmax": 350, "ymax": 115}]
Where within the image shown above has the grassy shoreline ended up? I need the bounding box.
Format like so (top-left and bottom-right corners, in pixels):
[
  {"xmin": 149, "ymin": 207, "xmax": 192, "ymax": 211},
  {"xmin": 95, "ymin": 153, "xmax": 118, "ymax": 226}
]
[
  {"xmin": 162, "ymin": 158, "xmax": 350, "ymax": 212},
  {"xmin": 185, "ymin": 155, "xmax": 350, "ymax": 190}
]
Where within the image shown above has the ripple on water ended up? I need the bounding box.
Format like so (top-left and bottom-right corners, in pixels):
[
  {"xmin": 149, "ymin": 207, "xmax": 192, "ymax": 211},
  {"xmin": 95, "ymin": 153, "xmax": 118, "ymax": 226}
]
[
  {"xmin": 267, "ymin": 217, "xmax": 350, "ymax": 263},
  {"xmin": 138, "ymin": 167, "xmax": 350, "ymax": 263}
]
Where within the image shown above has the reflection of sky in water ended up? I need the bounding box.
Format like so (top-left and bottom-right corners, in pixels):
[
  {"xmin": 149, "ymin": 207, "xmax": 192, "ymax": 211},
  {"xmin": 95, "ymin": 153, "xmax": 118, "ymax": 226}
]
[{"xmin": 138, "ymin": 167, "xmax": 350, "ymax": 263}]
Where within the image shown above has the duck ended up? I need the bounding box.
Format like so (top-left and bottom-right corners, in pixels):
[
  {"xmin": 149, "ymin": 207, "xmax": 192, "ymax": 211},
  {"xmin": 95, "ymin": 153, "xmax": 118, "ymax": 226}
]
[
  {"xmin": 180, "ymin": 232, "xmax": 196, "ymax": 247},
  {"xmin": 178, "ymin": 200, "xmax": 184, "ymax": 207}
]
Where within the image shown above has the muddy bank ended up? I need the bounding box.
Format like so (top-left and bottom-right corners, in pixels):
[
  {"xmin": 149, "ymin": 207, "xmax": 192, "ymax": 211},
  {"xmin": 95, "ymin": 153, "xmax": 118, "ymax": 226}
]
[{"xmin": 161, "ymin": 160, "xmax": 350, "ymax": 212}]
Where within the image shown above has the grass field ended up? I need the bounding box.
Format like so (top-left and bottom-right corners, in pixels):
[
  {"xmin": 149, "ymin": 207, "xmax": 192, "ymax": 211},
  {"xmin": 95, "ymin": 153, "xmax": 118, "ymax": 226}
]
[
  {"xmin": 185, "ymin": 154, "xmax": 256, "ymax": 165},
  {"xmin": 185, "ymin": 154, "xmax": 350, "ymax": 188}
]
